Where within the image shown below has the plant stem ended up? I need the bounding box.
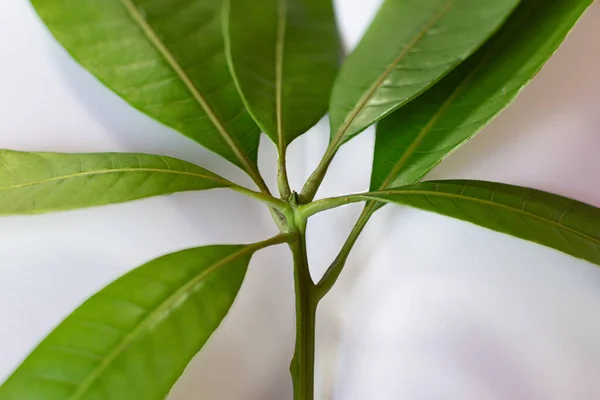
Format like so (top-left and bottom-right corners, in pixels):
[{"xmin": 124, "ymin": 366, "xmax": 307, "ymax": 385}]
[
  {"xmin": 252, "ymin": 232, "xmax": 296, "ymax": 251},
  {"xmin": 230, "ymin": 183, "xmax": 288, "ymax": 210},
  {"xmin": 315, "ymin": 201, "xmax": 378, "ymax": 300},
  {"xmin": 299, "ymin": 146, "xmax": 337, "ymax": 203},
  {"xmin": 250, "ymin": 167, "xmax": 274, "ymax": 197},
  {"xmin": 277, "ymin": 147, "xmax": 292, "ymax": 199},
  {"xmin": 287, "ymin": 198, "xmax": 317, "ymax": 400},
  {"xmin": 228, "ymin": 183, "xmax": 289, "ymax": 230},
  {"xmin": 298, "ymin": 194, "xmax": 364, "ymax": 218}
]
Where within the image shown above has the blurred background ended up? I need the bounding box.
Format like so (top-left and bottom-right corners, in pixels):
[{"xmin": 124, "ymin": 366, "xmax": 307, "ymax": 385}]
[{"xmin": 1, "ymin": 0, "xmax": 600, "ymax": 398}]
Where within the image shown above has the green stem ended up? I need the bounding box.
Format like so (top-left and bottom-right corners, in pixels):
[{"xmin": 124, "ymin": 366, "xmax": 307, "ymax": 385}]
[
  {"xmin": 287, "ymin": 199, "xmax": 317, "ymax": 400},
  {"xmin": 299, "ymin": 146, "xmax": 337, "ymax": 203},
  {"xmin": 315, "ymin": 201, "xmax": 378, "ymax": 300},
  {"xmin": 250, "ymin": 167, "xmax": 274, "ymax": 197},
  {"xmin": 277, "ymin": 147, "xmax": 292, "ymax": 200},
  {"xmin": 230, "ymin": 184, "xmax": 288, "ymax": 209},
  {"xmin": 229, "ymin": 183, "xmax": 289, "ymax": 231},
  {"xmin": 252, "ymin": 232, "xmax": 295, "ymax": 251},
  {"xmin": 298, "ymin": 194, "xmax": 364, "ymax": 218},
  {"xmin": 240, "ymin": 157, "xmax": 290, "ymax": 230}
]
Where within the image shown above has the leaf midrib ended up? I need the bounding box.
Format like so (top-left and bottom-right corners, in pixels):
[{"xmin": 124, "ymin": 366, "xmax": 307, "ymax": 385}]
[
  {"xmin": 329, "ymin": 0, "xmax": 456, "ymax": 151},
  {"xmin": 378, "ymin": 61, "xmax": 481, "ymax": 190},
  {"xmin": 117, "ymin": 0, "xmax": 259, "ymax": 179},
  {"xmin": 275, "ymin": 0, "xmax": 287, "ymax": 149},
  {"xmin": 0, "ymin": 168, "xmax": 228, "ymax": 191},
  {"xmin": 68, "ymin": 244, "xmax": 255, "ymax": 399},
  {"xmin": 363, "ymin": 188, "xmax": 600, "ymax": 246},
  {"xmin": 377, "ymin": 0, "xmax": 539, "ymax": 190}
]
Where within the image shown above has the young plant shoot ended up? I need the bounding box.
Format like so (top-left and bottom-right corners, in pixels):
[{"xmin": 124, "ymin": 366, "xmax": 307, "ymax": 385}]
[{"xmin": 0, "ymin": 1, "xmax": 596, "ymax": 399}]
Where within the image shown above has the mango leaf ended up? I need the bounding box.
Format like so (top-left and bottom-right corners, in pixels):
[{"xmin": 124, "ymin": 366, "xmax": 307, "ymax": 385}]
[
  {"xmin": 361, "ymin": 180, "xmax": 600, "ymax": 266},
  {"xmin": 224, "ymin": 0, "xmax": 340, "ymax": 147},
  {"xmin": 0, "ymin": 237, "xmax": 287, "ymax": 399},
  {"xmin": 327, "ymin": 0, "xmax": 520, "ymax": 149},
  {"xmin": 371, "ymin": 0, "xmax": 594, "ymax": 190},
  {"xmin": 0, "ymin": 150, "xmax": 229, "ymax": 215},
  {"xmin": 31, "ymin": 0, "xmax": 262, "ymax": 178}
]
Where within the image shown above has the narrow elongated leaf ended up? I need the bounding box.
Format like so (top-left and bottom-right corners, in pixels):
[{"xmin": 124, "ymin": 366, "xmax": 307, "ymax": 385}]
[
  {"xmin": 0, "ymin": 150, "xmax": 229, "ymax": 214},
  {"xmin": 371, "ymin": 0, "xmax": 593, "ymax": 190},
  {"xmin": 0, "ymin": 238, "xmax": 284, "ymax": 399},
  {"xmin": 328, "ymin": 0, "xmax": 520, "ymax": 149},
  {"xmin": 31, "ymin": 0, "xmax": 261, "ymax": 174},
  {"xmin": 361, "ymin": 180, "xmax": 600, "ymax": 265},
  {"xmin": 224, "ymin": 0, "xmax": 340, "ymax": 147}
]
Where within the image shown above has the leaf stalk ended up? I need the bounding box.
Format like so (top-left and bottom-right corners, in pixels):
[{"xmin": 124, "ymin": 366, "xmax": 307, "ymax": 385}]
[
  {"xmin": 230, "ymin": 183, "xmax": 289, "ymax": 210},
  {"xmin": 314, "ymin": 202, "xmax": 376, "ymax": 300}
]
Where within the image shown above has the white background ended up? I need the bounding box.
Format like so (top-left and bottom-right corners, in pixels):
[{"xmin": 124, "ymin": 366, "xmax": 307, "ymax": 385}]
[{"xmin": 1, "ymin": 0, "xmax": 600, "ymax": 399}]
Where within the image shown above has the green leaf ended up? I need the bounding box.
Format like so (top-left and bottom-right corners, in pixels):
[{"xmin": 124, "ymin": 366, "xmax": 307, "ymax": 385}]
[
  {"xmin": 0, "ymin": 237, "xmax": 287, "ymax": 399},
  {"xmin": 224, "ymin": 0, "xmax": 340, "ymax": 147},
  {"xmin": 371, "ymin": 0, "xmax": 593, "ymax": 190},
  {"xmin": 328, "ymin": 0, "xmax": 520, "ymax": 149},
  {"xmin": 0, "ymin": 150, "xmax": 229, "ymax": 215},
  {"xmin": 362, "ymin": 180, "xmax": 600, "ymax": 266},
  {"xmin": 31, "ymin": 0, "xmax": 262, "ymax": 176}
]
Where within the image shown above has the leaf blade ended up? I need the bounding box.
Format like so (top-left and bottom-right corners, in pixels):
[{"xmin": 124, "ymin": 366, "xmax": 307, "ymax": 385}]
[
  {"xmin": 224, "ymin": 0, "xmax": 340, "ymax": 146},
  {"xmin": 0, "ymin": 241, "xmax": 277, "ymax": 399},
  {"xmin": 371, "ymin": 0, "xmax": 593, "ymax": 190},
  {"xmin": 31, "ymin": 0, "xmax": 261, "ymax": 173},
  {"xmin": 328, "ymin": 0, "xmax": 520, "ymax": 147},
  {"xmin": 362, "ymin": 180, "xmax": 600, "ymax": 265},
  {"xmin": 0, "ymin": 150, "xmax": 229, "ymax": 215}
]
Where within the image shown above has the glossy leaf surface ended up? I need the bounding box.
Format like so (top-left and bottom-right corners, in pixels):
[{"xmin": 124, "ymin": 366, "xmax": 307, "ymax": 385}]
[
  {"xmin": 371, "ymin": 0, "xmax": 594, "ymax": 190},
  {"xmin": 328, "ymin": 0, "xmax": 520, "ymax": 149},
  {"xmin": 31, "ymin": 0, "xmax": 261, "ymax": 173},
  {"xmin": 224, "ymin": 0, "xmax": 340, "ymax": 147},
  {"xmin": 363, "ymin": 180, "xmax": 600, "ymax": 265},
  {"xmin": 0, "ymin": 150, "xmax": 228, "ymax": 214},
  {"xmin": 0, "ymin": 243, "xmax": 259, "ymax": 399}
]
